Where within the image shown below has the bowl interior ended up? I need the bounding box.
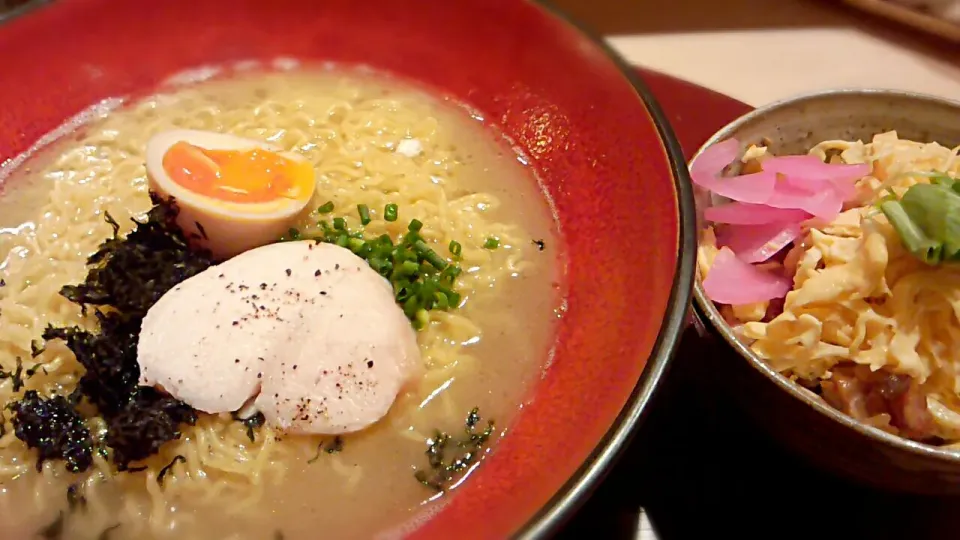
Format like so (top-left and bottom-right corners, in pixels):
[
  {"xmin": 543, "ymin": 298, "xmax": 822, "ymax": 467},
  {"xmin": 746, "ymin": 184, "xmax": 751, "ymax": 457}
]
[
  {"xmin": 0, "ymin": 0, "xmax": 693, "ymax": 537},
  {"xmin": 692, "ymin": 90, "xmax": 960, "ymax": 462}
]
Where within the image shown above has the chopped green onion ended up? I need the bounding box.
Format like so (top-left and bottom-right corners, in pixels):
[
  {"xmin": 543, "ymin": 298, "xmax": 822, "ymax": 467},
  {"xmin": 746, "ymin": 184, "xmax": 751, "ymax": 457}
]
[
  {"xmin": 384, "ymin": 203, "xmax": 399, "ymax": 222},
  {"xmin": 318, "ymin": 201, "xmax": 335, "ymax": 214},
  {"xmin": 277, "ymin": 204, "xmax": 463, "ymax": 329},
  {"xmin": 879, "ymin": 176, "xmax": 960, "ymax": 265},
  {"xmin": 399, "ymin": 260, "xmax": 420, "ymax": 276},
  {"xmin": 483, "ymin": 237, "xmax": 500, "ymax": 249},
  {"xmin": 287, "ymin": 228, "xmax": 301, "ymax": 241},
  {"xmin": 348, "ymin": 238, "xmax": 366, "ymax": 253},
  {"xmin": 414, "ymin": 309, "xmax": 430, "ymax": 330},
  {"xmin": 357, "ymin": 204, "xmax": 371, "ymax": 226},
  {"xmin": 448, "ymin": 240, "xmax": 462, "ymax": 257}
]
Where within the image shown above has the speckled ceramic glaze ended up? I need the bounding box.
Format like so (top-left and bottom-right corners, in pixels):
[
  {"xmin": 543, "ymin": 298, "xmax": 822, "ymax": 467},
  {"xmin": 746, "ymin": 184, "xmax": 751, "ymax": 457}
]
[
  {"xmin": 691, "ymin": 90, "xmax": 960, "ymax": 494},
  {"xmin": 0, "ymin": 0, "xmax": 696, "ymax": 536}
]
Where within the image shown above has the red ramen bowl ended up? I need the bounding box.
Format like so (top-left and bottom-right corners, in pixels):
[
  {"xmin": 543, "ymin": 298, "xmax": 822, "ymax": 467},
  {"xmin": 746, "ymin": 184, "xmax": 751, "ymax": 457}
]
[{"xmin": 0, "ymin": 0, "xmax": 694, "ymax": 537}]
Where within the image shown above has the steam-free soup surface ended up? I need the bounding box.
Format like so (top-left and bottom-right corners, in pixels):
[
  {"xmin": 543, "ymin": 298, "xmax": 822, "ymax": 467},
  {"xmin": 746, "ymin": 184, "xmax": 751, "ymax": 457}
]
[{"xmin": 0, "ymin": 68, "xmax": 561, "ymax": 540}]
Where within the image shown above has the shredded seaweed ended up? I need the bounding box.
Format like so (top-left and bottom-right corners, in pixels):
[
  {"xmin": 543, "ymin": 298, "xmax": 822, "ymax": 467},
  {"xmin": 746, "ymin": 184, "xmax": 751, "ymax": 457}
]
[
  {"xmin": 10, "ymin": 391, "xmax": 93, "ymax": 473},
  {"xmin": 414, "ymin": 407, "xmax": 495, "ymax": 492},
  {"xmin": 98, "ymin": 524, "xmax": 121, "ymax": 540},
  {"xmin": 532, "ymin": 239, "xmax": 545, "ymax": 251},
  {"xmin": 107, "ymin": 389, "xmax": 196, "ymax": 470},
  {"xmin": 306, "ymin": 436, "xmax": 345, "ymax": 464},
  {"xmin": 156, "ymin": 455, "xmax": 186, "ymax": 486},
  {"xmin": 38, "ymin": 511, "xmax": 65, "ymax": 540},
  {"xmin": 10, "ymin": 195, "xmax": 212, "ymax": 473},
  {"xmin": 231, "ymin": 410, "xmax": 266, "ymax": 442},
  {"xmin": 66, "ymin": 482, "xmax": 87, "ymax": 512},
  {"xmin": 0, "ymin": 356, "xmax": 27, "ymax": 392}
]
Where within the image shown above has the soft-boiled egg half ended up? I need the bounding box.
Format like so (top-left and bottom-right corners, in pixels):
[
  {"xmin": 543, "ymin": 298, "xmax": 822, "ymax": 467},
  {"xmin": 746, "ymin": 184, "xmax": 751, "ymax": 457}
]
[{"xmin": 145, "ymin": 130, "xmax": 316, "ymax": 258}]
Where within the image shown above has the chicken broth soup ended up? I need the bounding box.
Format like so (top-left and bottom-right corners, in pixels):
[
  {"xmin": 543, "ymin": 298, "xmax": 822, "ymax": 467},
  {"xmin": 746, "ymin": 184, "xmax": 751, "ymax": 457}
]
[{"xmin": 0, "ymin": 67, "xmax": 562, "ymax": 540}]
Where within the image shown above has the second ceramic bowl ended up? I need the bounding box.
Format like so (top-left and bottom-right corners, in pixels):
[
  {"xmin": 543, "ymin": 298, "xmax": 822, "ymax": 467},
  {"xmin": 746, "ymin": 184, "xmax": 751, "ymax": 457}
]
[{"xmin": 691, "ymin": 89, "xmax": 960, "ymax": 494}]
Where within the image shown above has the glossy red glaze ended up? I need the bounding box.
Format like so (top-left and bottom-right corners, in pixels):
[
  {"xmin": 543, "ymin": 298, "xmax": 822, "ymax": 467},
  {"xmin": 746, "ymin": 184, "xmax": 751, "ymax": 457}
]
[{"xmin": 0, "ymin": 1, "xmax": 694, "ymax": 537}]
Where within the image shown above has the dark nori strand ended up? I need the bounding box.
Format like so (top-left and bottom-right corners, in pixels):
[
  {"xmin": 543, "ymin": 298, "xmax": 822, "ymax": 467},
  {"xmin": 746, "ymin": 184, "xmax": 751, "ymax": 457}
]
[
  {"xmin": 156, "ymin": 454, "xmax": 186, "ymax": 485},
  {"xmin": 61, "ymin": 194, "xmax": 215, "ymax": 316},
  {"xmin": 37, "ymin": 511, "xmax": 65, "ymax": 539},
  {"xmin": 106, "ymin": 389, "xmax": 196, "ymax": 469},
  {"xmin": 306, "ymin": 436, "xmax": 345, "ymax": 464},
  {"xmin": 66, "ymin": 482, "xmax": 87, "ymax": 512},
  {"xmin": 230, "ymin": 410, "xmax": 266, "ymax": 442},
  {"xmin": 0, "ymin": 357, "xmax": 24, "ymax": 391},
  {"xmin": 10, "ymin": 391, "xmax": 93, "ymax": 473},
  {"xmin": 98, "ymin": 524, "xmax": 121, "ymax": 540},
  {"xmin": 10, "ymin": 194, "xmax": 213, "ymax": 473},
  {"xmin": 42, "ymin": 313, "xmax": 142, "ymax": 417}
]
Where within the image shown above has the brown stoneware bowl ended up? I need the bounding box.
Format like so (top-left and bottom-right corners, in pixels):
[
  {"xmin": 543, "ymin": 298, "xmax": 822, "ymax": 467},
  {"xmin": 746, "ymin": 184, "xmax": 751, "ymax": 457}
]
[{"xmin": 691, "ymin": 89, "xmax": 960, "ymax": 495}]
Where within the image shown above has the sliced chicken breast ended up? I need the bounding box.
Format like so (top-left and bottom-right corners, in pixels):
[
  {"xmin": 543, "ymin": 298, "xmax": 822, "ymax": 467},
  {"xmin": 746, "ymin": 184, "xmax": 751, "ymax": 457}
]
[{"xmin": 137, "ymin": 241, "xmax": 422, "ymax": 433}]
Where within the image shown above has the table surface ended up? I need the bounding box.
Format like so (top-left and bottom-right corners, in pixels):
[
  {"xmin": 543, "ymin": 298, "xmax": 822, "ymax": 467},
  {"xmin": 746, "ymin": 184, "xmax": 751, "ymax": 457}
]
[{"xmin": 554, "ymin": 0, "xmax": 960, "ymax": 106}]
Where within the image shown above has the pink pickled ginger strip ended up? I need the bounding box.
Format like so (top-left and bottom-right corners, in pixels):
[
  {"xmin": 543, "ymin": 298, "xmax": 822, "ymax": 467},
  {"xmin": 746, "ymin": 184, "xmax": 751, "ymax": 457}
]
[
  {"xmin": 782, "ymin": 174, "xmax": 857, "ymax": 202},
  {"xmin": 694, "ymin": 170, "xmax": 778, "ymax": 204},
  {"xmin": 691, "ymin": 138, "xmax": 740, "ymax": 180},
  {"xmin": 764, "ymin": 155, "xmax": 867, "ymax": 204},
  {"xmin": 691, "ymin": 139, "xmax": 777, "ymax": 204},
  {"xmin": 704, "ymin": 202, "xmax": 811, "ymax": 225},
  {"xmin": 716, "ymin": 221, "xmax": 802, "ymax": 263},
  {"xmin": 765, "ymin": 181, "xmax": 843, "ymax": 221},
  {"xmin": 703, "ymin": 247, "xmax": 792, "ymax": 305},
  {"xmin": 762, "ymin": 155, "xmax": 869, "ymax": 184}
]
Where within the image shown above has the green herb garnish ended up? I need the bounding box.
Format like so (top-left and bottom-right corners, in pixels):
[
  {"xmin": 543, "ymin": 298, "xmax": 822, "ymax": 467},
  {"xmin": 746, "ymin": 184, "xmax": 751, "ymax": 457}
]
[
  {"xmin": 448, "ymin": 240, "xmax": 462, "ymax": 257},
  {"xmin": 357, "ymin": 204, "xmax": 371, "ymax": 226},
  {"xmin": 413, "ymin": 407, "xmax": 495, "ymax": 492},
  {"xmin": 384, "ymin": 203, "xmax": 399, "ymax": 222},
  {"xmin": 880, "ymin": 174, "xmax": 960, "ymax": 264},
  {"xmin": 317, "ymin": 201, "xmax": 335, "ymax": 214},
  {"xmin": 483, "ymin": 237, "xmax": 500, "ymax": 250}
]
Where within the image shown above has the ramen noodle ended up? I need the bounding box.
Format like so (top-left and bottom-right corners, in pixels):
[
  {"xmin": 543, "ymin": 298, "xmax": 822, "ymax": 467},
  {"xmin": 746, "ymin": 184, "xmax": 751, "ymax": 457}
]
[{"xmin": 0, "ymin": 67, "xmax": 562, "ymax": 539}]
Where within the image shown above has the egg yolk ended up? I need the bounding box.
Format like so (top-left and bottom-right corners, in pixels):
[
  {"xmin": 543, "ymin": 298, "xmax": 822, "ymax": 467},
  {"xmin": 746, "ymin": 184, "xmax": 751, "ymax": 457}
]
[{"xmin": 162, "ymin": 141, "xmax": 311, "ymax": 204}]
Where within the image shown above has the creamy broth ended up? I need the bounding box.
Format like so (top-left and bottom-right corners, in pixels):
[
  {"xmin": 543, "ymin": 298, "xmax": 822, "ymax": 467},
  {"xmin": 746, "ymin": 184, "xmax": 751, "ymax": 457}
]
[{"xmin": 0, "ymin": 68, "xmax": 561, "ymax": 540}]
